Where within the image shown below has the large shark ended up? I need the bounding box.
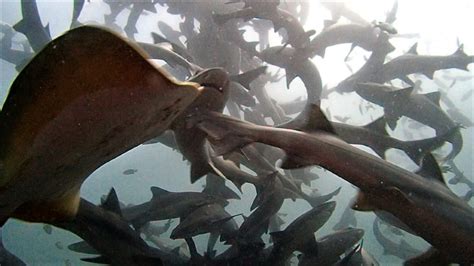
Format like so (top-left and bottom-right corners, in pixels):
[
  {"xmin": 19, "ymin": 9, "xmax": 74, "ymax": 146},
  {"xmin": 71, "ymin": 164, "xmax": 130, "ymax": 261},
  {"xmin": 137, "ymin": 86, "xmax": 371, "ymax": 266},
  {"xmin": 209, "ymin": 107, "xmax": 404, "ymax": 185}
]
[
  {"xmin": 355, "ymin": 82, "xmax": 463, "ymax": 160},
  {"xmin": 170, "ymin": 68, "xmax": 230, "ymax": 183},
  {"xmin": 0, "ymin": 26, "xmax": 202, "ymax": 225},
  {"xmin": 189, "ymin": 109, "xmax": 474, "ymax": 263},
  {"xmin": 267, "ymin": 201, "xmax": 336, "ymax": 265}
]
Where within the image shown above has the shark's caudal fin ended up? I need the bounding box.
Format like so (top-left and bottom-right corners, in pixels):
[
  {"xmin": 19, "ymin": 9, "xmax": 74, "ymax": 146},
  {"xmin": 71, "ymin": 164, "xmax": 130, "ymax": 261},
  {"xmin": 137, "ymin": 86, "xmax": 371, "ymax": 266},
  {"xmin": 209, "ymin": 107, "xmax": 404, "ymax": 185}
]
[
  {"xmin": 402, "ymin": 127, "xmax": 458, "ymax": 165},
  {"xmin": 305, "ymin": 187, "xmax": 342, "ymax": 207},
  {"xmin": 100, "ymin": 188, "xmax": 122, "ymax": 217},
  {"xmin": 230, "ymin": 66, "xmax": 267, "ymax": 90}
]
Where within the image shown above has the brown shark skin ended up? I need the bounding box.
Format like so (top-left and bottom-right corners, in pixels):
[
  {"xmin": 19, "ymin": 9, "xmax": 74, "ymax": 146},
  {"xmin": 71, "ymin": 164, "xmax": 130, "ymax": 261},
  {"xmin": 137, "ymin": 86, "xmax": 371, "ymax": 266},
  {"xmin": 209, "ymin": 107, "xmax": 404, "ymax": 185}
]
[
  {"xmin": 0, "ymin": 26, "xmax": 201, "ymax": 224},
  {"xmin": 171, "ymin": 68, "xmax": 230, "ymax": 182},
  {"xmin": 193, "ymin": 113, "xmax": 474, "ymax": 263}
]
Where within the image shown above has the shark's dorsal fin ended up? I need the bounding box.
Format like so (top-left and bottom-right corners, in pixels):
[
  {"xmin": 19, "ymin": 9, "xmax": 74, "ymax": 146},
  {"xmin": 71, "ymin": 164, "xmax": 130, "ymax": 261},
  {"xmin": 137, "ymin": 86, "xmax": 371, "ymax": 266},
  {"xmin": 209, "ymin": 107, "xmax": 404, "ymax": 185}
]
[
  {"xmin": 101, "ymin": 188, "xmax": 122, "ymax": 217},
  {"xmin": 285, "ymin": 69, "xmax": 298, "ymax": 89},
  {"xmin": 453, "ymin": 44, "xmax": 467, "ymax": 56},
  {"xmin": 415, "ymin": 153, "xmax": 447, "ymax": 185},
  {"xmin": 364, "ymin": 116, "xmax": 388, "ymax": 136},
  {"xmin": 423, "ymin": 91, "xmax": 441, "ymax": 106},
  {"xmin": 150, "ymin": 186, "xmax": 171, "ymax": 198},
  {"xmin": 300, "ymin": 104, "xmax": 336, "ymax": 134},
  {"xmin": 389, "ymin": 86, "xmax": 414, "ymax": 99},
  {"xmin": 44, "ymin": 23, "xmax": 52, "ymax": 39},
  {"xmin": 406, "ymin": 43, "xmax": 418, "ymax": 55}
]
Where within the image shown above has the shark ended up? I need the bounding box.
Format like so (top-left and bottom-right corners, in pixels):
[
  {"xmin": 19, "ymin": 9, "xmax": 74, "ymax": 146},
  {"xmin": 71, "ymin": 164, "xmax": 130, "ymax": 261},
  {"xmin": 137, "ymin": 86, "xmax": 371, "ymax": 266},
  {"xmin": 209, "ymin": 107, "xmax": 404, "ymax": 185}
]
[
  {"xmin": 298, "ymin": 228, "xmax": 365, "ymax": 265},
  {"xmin": 13, "ymin": 0, "xmax": 52, "ymax": 53},
  {"xmin": 170, "ymin": 68, "xmax": 230, "ymax": 183},
  {"xmin": 372, "ymin": 217, "xmax": 422, "ymax": 260},
  {"xmin": 0, "ymin": 26, "xmax": 202, "ymax": 225},
  {"xmin": 189, "ymin": 108, "xmax": 474, "ymax": 263},
  {"xmin": 379, "ymin": 44, "xmax": 474, "ymax": 83},
  {"xmin": 280, "ymin": 104, "xmax": 450, "ymax": 165},
  {"xmin": 267, "ymin": 201, "xmax": 336, "ymax": 265},
  {"xmin": 355, "ymin": 82, "xmax": 463, "ymax": 160},
  {"xmin": 52, "ymin": 190, "xmax": 186, "ymax": 265},
  {"xmin": 121, "ymin": 186, "xmax": 228, "ymax": 230}
]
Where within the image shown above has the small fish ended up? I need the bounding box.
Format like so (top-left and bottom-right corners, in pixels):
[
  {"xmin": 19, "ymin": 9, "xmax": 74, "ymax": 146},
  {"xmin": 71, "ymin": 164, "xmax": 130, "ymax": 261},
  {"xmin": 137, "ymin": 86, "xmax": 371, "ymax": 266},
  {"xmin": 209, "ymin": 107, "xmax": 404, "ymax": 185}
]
[
  {"xmin": 54, "ymin": 241, "xmax": 64, "ymax": 250},
  {"xmin": 122, "ymin": 169, "xmax": 138, "ymax": 175},
  {"xmin": 43, "ymin": 224, "xmax": 53, "ymax": 235}
]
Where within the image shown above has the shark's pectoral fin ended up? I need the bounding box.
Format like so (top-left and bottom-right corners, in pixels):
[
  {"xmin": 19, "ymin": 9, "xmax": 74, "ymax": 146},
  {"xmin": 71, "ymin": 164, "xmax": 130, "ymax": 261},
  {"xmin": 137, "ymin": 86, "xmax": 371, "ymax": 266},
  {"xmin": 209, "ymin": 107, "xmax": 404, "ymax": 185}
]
[
  {"xmin": 190, "ymin": 162, "xmax": 212, "ymax": 183},
  {"xmin": 12, "ymin": 188, "xmax": 80, "ymax": 223},
  {"xmin": 383, "ymin": 107, "xmax": 400, "ymax": 130}
]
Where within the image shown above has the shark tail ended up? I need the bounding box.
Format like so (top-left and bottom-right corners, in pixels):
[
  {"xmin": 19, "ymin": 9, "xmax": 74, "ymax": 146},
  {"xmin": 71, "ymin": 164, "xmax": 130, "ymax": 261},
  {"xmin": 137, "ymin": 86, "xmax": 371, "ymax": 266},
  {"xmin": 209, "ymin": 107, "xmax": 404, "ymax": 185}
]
[
  {"xmin": 305, "ymin": 187, "xmax": 341, "ymax": 207},
  {"xmin": 443, "ymin": 129, "xmax": 463, "ymax": 162},
  {"xmin": 402, "ymin": 129, "xmax": 456, "ymax": 165}
]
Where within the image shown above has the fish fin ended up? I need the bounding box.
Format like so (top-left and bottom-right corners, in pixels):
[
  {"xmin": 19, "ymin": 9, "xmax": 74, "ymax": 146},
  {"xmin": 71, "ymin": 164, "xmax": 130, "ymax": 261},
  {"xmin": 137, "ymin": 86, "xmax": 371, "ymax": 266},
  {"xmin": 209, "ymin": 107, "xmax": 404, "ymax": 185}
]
[
  {"xmin": 453, "ymin": 44, "xmax": 467, "ymax": 56},
  {"xmin": 44, "ymin": 23, "xmax": 52, "ymax": 39},
  {"xmin": 150, "ymin": 186, "xmax": 171, "ymax": 198},
  {"xmin": 298, "ymin": 104, "xmax": 336, "ymax": 133},
  {"xmin": 12, "ymin": 188, "xmax": 80, "ymax": 223},
  {"xmin": 68, "ymin": 241, "xmax": 99, "ymax": 255},
  {"xmin": 352, "ymin": 192, "xmax": 376, "ymax": 212},
  {"xmin": 190, "ymin": 162, "xmax": 212, "ymax": 183},
  {"xmin": 383, "ymin": 107, "xmax": 400, "ymax": 130},
  {"xmin": 12, "ymin": 19, "xmax": 31, "ymax": 38},
  {"xmin": 323, "ymin": 19, "xmax": 336, "ymax": 28},
  {"xmin": 285, "ymin": 69, "xmax": 298, "ymax": 89},
  {"xmin": 230, "ymin": 66, "xmax": 267, "ymax": 89},
  {"xmin": 423, "ymin": 91, "xmax": 441, "ymax": 106},
  {"xmin": 415, "ymin": 153, "xmax": 446, "ymax": 185},
  {"xmin": 81, "ymin": 255, "xmax": 110, "ymax": 264},
  {"xmin": 204, "ymin": 181, "xmax": 241, "ymax": 200},
  {"xmin": 422, "ymin": 70, "xmax": 436, "ymax": 80},
  {"xmin": 100, "ymin": 188, "xmax": 123, "ymax": 217},
  {"xmin": 406, "ymin": 43, "xmax": 418, "ymax": 54},
  {"xmin": 403, "ymin": 128, "xmax": 455, "ymax": 165},
  {"xmin": 306, "ymin": 188, "xmax": 341, "ymax": 207},
  {"xmin": 280, "ymin": 154, "xmax": 313, "ymax": 169},
  {"xmin": 364, "ymin": 116, "xmax": 388, "ymax": 136}
]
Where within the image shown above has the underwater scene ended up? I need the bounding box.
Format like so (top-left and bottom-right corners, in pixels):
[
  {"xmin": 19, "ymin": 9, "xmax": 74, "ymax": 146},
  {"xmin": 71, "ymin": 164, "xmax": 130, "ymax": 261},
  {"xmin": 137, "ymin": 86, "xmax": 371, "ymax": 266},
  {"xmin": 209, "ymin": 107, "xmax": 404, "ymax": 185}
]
[{"xmin": 0, "ymin": 0, "xmax": 473, "ymax": 265}]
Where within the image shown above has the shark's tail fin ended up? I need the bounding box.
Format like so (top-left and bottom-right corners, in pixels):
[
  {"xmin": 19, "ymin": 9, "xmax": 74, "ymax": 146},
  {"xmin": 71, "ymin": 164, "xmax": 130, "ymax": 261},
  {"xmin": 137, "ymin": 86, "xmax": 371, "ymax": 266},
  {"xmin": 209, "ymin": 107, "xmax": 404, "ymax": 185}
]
[{"xmin": 402, "ymin": 127, "xmax": 457, "ymax": 165}]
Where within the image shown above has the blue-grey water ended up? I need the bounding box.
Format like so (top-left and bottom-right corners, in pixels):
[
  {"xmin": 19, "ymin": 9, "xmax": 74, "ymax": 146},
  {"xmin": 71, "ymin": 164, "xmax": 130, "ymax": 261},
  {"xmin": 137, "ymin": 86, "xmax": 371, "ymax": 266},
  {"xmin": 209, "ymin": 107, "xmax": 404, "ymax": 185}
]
[{"xmin": 1, "ymin": 0, "xmax": 473, "ymax": 265}]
